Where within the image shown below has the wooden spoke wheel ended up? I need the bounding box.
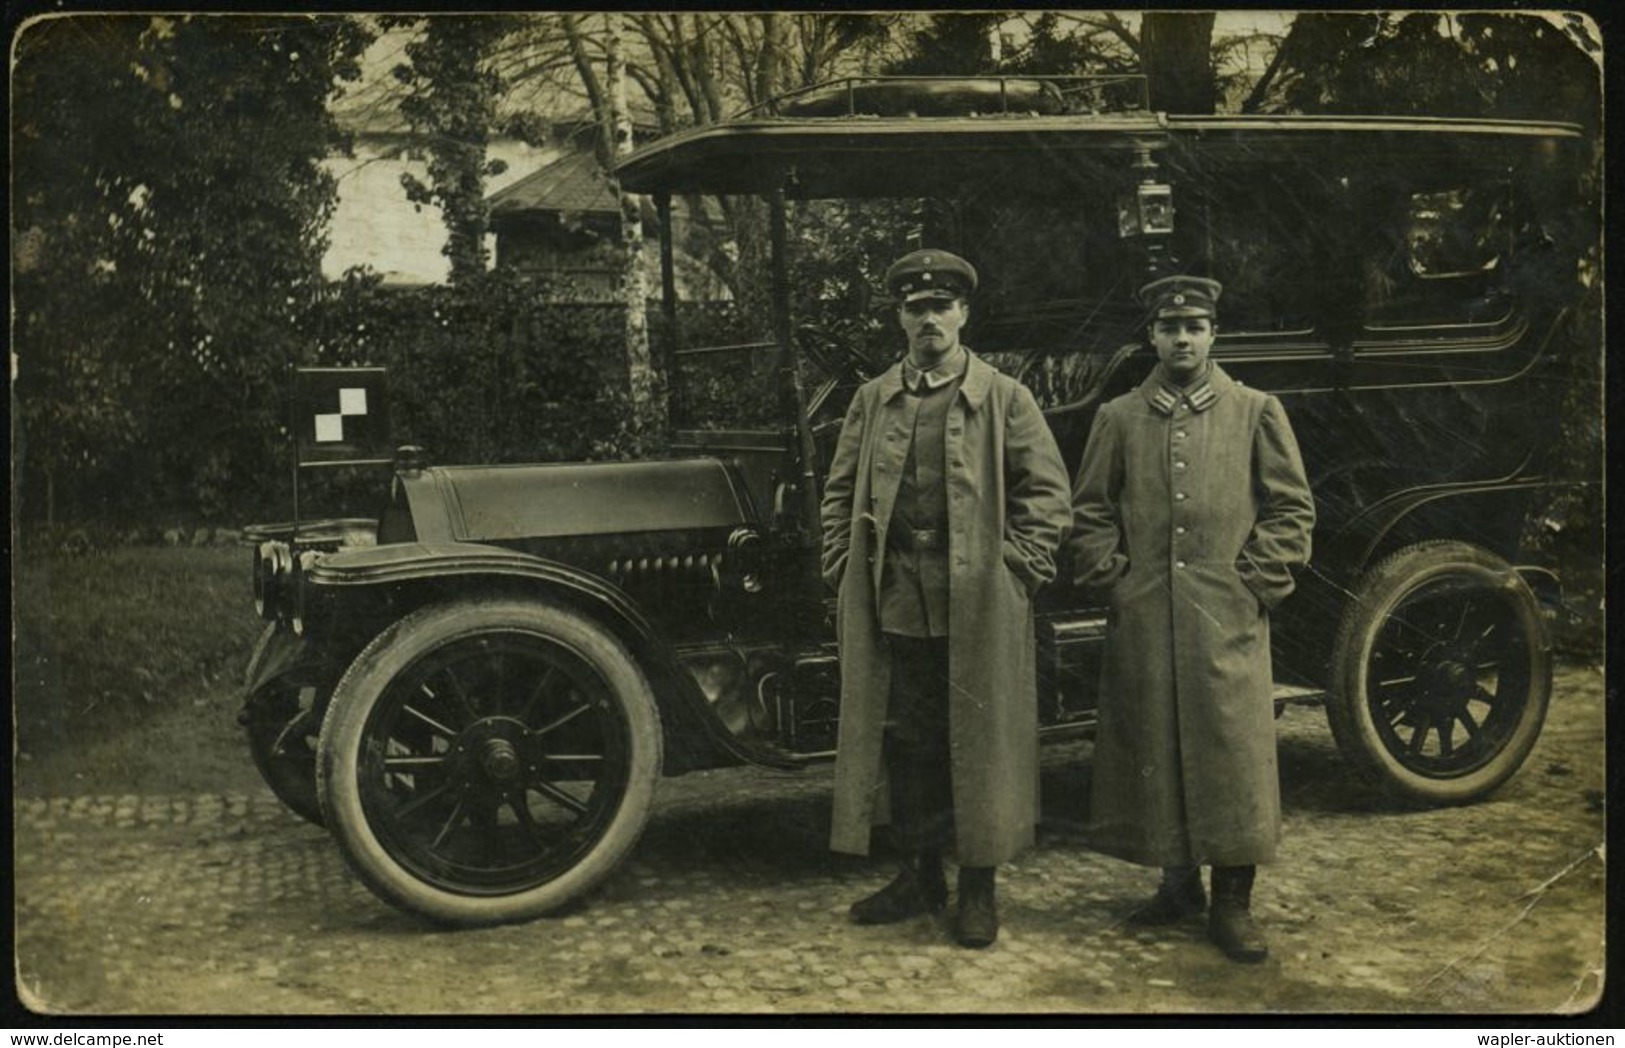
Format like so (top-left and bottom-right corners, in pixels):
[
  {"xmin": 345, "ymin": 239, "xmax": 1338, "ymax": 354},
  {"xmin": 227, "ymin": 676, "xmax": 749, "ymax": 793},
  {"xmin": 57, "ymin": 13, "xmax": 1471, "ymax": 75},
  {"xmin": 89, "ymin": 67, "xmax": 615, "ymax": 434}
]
[
  {"xmin": 1327, "ymin": 542, "xmax": 1552, "ymax": 806},
  {"xmin": 317, "ymin": 599, "xmax": 662, "ymax": 925}
]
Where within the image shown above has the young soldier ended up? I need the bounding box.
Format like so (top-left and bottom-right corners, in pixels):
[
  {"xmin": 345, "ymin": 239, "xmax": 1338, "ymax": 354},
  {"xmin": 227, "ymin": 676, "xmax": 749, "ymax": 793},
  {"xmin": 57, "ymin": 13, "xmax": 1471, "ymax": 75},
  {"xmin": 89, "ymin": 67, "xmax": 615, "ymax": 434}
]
[
  {"xmin": 821, "ymin": 249, "xmax": 1071, "ymax": 948},
  {"xmin": 1069, "ymin": 275, "xmax": 1315, "ymax": 962}
]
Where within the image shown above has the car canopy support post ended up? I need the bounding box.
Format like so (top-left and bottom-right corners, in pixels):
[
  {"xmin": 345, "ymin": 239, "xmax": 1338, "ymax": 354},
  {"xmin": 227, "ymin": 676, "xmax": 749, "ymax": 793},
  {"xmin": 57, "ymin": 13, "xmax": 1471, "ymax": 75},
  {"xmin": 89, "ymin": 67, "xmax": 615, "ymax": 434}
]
[
  {"xmin": 769, "ymin": 188, "xmax": 823, "ymax": 547},
  {"xmin": 656, "ymin": 192, "xmax": 682, "ymax": 421}
]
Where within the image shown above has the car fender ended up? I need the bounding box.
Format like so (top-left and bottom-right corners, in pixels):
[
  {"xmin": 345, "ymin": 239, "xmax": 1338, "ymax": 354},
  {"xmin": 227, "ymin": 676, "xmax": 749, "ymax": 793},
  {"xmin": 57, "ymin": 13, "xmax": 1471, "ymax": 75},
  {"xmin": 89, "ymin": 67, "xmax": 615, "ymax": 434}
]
[
  {"xmin": 1324, "ymin": 466, "xmax": 1573, "ymax": 584},
  {"xmin": 305, "ymin": 541, "xmax": 790, "ymax": 772}
]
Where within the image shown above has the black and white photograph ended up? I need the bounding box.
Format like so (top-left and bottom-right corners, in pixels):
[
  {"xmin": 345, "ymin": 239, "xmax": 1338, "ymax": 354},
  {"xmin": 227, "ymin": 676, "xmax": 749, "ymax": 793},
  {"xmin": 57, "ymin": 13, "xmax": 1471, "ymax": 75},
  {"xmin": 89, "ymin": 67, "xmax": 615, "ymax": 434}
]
[{"xmin": 10, "ymin": 8, "xmax": 1607, "ymax": 1019}]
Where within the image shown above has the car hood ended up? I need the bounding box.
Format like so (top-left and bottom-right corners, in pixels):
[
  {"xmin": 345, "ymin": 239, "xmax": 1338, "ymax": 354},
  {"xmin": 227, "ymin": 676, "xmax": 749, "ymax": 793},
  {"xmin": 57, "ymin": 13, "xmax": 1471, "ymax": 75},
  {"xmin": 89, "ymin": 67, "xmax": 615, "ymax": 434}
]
[{"xmin": 396, "ymin": 459, "xmax": 757, "ymax": 544}]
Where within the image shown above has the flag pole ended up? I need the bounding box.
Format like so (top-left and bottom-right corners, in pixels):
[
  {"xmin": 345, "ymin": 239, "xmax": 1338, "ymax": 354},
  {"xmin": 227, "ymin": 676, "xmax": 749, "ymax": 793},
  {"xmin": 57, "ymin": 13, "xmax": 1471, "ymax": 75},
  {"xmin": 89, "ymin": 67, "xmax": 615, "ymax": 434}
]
[
  {"xmin": 289, "ymin": 362, "xmax": 305, "ymax": 631},
  {"xmin": 290, "ymin": 362, "xmax": 302, "ymax": 545}
]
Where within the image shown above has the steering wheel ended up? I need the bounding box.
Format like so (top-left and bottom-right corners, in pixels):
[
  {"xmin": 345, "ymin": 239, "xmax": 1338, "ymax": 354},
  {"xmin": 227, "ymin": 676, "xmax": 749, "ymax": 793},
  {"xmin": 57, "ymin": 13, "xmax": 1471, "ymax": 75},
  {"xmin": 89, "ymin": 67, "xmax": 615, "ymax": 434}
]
[{"xmin": 797, "ymin": 322, "xmax": 881, "ymax": 384}]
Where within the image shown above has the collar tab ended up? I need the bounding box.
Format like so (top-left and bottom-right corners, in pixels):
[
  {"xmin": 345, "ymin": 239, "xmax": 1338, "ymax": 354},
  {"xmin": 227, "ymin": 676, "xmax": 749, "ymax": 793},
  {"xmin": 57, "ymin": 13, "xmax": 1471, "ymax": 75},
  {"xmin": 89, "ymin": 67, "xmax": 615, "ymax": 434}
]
[{"xmin": 1140, "ymin": 364, "xmax": 1229, "ymax": 414}]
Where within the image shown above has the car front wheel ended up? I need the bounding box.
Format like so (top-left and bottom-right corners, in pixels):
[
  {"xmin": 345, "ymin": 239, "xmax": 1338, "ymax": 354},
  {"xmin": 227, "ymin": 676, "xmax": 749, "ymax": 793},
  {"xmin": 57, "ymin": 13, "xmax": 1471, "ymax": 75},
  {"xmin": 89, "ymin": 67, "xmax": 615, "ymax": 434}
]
[
  {"xmin": 317, "ymin": 598, "xmax": 662, "ymax": 926},
  {"xmin": 1325, "ymin": 541, "xmax": 1552, "ymax": 807}
]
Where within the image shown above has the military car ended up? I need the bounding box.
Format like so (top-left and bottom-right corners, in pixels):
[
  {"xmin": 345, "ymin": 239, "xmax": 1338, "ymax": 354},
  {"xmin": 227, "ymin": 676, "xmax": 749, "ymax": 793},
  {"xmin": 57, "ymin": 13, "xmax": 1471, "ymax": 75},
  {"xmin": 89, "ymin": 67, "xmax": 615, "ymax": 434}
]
[{"xmin": 242, "ymin": 76, "xmax": 1593, "ymax": 925}]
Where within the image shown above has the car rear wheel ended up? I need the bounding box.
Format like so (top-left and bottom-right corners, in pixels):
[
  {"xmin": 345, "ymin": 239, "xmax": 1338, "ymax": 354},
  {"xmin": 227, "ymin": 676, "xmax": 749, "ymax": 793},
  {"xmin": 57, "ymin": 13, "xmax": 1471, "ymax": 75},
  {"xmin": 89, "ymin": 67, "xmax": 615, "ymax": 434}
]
[
  {"xmin": 242, "ymin": 625, "xmax": 325, "ymax": 827},
  {"xmin": 1326, "ymin": 541, "xmax": 1551, "ymax": 806},
  {"xmin": 317, "ymin": 598, "xmax": 662, "ymax": 926}
]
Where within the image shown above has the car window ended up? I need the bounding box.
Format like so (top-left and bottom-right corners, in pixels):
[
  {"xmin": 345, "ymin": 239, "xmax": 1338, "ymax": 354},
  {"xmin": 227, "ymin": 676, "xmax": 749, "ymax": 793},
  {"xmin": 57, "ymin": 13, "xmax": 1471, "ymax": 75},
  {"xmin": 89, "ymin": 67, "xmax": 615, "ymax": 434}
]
[
  {"xmin": 1363, "ymin": 181, "xmax": 1515, "ymax": 330},
  {"xmin": 1177, "ymin": 165, "xmax": 1328, "ymax": 339},
  {"xmin": 955, "ymin": 196, "xmax": 1142, "ymax": 357},
  {"xmin": 1402, "ymin": 185, "xmax": 1511, "ymax": 279}
]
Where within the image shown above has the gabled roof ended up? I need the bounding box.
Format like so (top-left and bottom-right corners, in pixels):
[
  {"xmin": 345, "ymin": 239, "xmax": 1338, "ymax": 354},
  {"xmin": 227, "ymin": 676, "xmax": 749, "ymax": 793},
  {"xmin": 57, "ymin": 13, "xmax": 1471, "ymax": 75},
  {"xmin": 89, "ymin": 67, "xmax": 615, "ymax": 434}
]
[{"xmin": 489, "ymin": 150, "xmax": 617, "ymax": 216}]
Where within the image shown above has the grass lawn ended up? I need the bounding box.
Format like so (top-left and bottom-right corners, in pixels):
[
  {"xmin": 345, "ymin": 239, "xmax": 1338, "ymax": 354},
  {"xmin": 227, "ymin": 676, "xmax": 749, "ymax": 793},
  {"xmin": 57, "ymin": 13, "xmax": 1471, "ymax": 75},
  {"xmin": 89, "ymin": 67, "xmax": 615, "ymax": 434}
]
[{"xmin": 13, "ymin": 545, "xmax": 269, "ymax": 796}]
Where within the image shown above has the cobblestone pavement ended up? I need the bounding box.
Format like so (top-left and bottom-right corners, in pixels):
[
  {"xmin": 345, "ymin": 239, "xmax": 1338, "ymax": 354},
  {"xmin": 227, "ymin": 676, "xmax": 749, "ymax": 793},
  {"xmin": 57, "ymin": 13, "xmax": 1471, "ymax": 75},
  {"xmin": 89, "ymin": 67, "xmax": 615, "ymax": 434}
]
[{"xmin": 14, "ymin": 665, "xmax": 1607, "ymax": 1017}]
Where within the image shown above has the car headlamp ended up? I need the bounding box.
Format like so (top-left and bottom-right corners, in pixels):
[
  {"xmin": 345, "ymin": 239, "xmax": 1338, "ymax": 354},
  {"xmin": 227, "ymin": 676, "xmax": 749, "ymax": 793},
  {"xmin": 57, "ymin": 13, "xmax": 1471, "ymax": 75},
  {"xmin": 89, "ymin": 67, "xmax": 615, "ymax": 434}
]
[{"xmin": 254, "ymin": 541, "xmax": 295, "ymax": 621}]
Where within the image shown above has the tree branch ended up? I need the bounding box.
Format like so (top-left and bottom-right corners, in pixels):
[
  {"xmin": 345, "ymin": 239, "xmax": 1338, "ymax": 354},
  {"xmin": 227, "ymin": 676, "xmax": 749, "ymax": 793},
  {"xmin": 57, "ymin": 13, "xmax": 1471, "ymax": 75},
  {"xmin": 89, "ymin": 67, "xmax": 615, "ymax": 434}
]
[
  {"xmin": 562, "ymin": 14, "xmax": 611, "ymax": 167},
  {"xmin": 1064, "ymin": 12, "xmax": 1140, "ymax": 56},
  {"xmin": 1239, "ymin": 32, "xmax": 1290, "ymax": 113},
  {"xmin": 635, "ymin": 13, "xmax": 703, "ymax": 128},
  {"xmin": 687, "ymin": 16, "xmax": 726, "ymax": 122}
]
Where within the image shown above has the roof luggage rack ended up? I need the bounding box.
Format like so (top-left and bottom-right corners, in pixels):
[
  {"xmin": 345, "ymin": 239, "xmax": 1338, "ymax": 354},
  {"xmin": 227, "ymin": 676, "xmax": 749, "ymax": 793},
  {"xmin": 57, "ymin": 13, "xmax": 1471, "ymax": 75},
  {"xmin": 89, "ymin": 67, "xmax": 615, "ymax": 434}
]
[{"xmin": 740, "ymin": 75, "xmax": 1151, "ymax": 120}]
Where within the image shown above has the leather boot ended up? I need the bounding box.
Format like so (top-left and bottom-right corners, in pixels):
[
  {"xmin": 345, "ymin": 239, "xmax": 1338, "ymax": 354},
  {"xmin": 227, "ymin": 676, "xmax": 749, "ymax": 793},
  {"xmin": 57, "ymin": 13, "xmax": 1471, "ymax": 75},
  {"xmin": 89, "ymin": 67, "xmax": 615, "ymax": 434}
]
[
  {"xmin": 1208, "ymin": 865, "xmax": 1269, "ymax": 963},
  {"xmin": 953, "ymin": 865, "xmax": 999, "ymax": 948},
  {"xmin": 849, "ymin": 850, "xmax": 947, "ymax": 925},
  {"xmin": 1127, "ymin": 865, "xmax": 1206, "ymax": 926}
]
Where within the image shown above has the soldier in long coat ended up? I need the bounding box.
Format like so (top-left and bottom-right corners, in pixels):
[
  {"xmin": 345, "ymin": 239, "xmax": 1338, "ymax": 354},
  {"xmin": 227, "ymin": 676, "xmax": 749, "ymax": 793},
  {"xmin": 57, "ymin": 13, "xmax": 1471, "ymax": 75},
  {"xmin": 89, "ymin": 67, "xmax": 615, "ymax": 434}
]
[
  {"xmin": 822, "ymin": 249, "xmax": 1071, "ymax": 948},
  {"xmin": 1069, "ymin": 275, "xmax": 1315, "ymax": 963}
]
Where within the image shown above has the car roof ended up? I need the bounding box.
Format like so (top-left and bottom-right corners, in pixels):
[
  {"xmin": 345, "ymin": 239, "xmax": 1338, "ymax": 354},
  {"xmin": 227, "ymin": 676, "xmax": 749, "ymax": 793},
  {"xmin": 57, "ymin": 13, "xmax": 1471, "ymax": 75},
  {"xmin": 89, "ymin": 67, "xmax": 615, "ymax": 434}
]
[{"xmin": 615, "ymin": 79, "xmax": 1585, "ymax": 199}]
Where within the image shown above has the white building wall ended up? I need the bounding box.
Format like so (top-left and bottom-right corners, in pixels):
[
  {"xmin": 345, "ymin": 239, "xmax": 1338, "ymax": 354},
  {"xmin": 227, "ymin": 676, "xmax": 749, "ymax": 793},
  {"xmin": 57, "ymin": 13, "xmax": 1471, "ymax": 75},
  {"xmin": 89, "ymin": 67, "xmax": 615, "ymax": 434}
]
[{"xmin": 322, "ymin": 137, "xmax": 559, "ymax": 285}]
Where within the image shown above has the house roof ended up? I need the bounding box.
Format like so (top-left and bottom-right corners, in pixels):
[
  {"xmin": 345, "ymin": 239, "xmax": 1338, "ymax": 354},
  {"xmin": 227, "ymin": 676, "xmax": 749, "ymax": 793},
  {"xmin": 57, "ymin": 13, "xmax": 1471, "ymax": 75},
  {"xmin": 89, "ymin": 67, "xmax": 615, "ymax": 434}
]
[{"xmin": 489, "ymin": 150, "xmax": 617, "ymax": 216}]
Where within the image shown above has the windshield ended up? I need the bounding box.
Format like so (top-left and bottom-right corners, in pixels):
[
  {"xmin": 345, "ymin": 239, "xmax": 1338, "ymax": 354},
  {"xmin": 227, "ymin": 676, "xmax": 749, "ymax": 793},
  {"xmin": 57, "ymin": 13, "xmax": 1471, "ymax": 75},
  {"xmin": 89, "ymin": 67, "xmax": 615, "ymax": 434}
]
[{"xmin": 666, "ymin": 191, "xmax": 1141, "ymax": 433}]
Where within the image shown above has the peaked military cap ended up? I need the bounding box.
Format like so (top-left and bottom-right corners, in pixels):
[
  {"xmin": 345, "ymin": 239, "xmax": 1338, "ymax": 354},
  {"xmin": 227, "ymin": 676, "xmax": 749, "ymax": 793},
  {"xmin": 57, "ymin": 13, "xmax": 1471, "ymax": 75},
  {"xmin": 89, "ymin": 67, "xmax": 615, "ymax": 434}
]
[
  {"xmin": 886, "ymin": 249, "xmax": 978, "ymax": 304},
  {"xmin": 1140, "ymin": 274, "xmax": 1222, "ymax": 319}
]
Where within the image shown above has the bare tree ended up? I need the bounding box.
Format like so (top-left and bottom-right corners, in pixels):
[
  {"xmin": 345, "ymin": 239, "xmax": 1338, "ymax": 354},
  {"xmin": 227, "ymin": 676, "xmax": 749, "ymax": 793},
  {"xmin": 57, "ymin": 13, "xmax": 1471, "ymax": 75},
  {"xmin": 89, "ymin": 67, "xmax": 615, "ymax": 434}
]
[
  {"xmin": 607, "ymin": 16, "xmax": 657, "ymax": 431},
  {"xmin": 560, "ymin": 14, "xmax": 659, "ymax": 434},
  {"xmin": 1140, "ymin": 11, "xmax": 1218, "ymax": 113}
]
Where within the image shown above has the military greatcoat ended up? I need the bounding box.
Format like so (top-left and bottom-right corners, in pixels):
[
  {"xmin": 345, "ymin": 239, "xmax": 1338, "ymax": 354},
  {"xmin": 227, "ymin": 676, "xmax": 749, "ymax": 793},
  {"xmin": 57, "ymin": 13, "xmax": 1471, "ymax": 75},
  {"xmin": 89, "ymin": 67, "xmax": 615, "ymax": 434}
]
[
  {"xmin": 1070, "ymin": 363, "xmax": 1314, "ymax": 867},
  {"xmin": 821, "ymin": 350, "xmax": 1071, "ymax": 866}
]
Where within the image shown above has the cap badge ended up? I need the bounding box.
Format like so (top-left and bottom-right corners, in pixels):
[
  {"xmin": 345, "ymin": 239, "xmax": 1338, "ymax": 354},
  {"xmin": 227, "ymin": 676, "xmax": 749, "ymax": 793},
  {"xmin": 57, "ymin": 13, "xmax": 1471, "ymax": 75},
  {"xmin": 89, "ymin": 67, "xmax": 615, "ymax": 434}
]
[{"xmin": 1172, "ymin": 293, "xmax": 1186, "ymax": 305}]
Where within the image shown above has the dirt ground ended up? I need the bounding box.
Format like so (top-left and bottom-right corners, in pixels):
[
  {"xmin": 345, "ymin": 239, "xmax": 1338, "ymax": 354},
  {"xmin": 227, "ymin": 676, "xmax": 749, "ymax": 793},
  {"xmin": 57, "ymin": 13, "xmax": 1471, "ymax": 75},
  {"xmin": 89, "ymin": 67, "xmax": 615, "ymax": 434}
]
[{"xmin": 11, "ymin": 660, "xmax": 1609, "ymax": 1018}]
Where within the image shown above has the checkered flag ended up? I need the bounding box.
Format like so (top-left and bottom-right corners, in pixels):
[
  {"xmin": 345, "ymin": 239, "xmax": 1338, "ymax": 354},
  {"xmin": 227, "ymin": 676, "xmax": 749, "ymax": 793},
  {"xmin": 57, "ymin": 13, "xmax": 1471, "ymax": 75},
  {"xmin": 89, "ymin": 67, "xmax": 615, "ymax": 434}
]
[{"xmin": 295, "ymin": 367, "xmax": 391, "ymax": 468}]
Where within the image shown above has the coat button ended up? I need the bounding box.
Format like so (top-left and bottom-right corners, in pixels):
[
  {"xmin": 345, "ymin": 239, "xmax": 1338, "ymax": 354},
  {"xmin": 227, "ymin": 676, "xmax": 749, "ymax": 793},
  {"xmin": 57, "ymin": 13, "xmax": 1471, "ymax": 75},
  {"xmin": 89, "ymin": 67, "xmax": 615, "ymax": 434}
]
[
  {"xmin": 1176, "ymin": 526, "xmax": 1187, "ymax": 535},
  {"xmin": 1174, "ymin": 460, "xmax": 1187, "ymax": 470},
  {"xmin": 1176, "ymin": 560, "xmax": 1187, "ymax": 569},
  {"xmin": 1175, "ymin": 492, "xmax": 1188, "ymax": 501}
]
